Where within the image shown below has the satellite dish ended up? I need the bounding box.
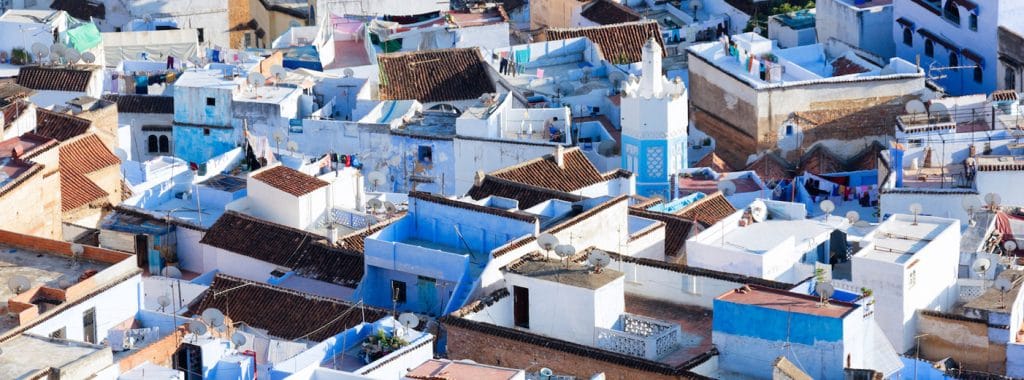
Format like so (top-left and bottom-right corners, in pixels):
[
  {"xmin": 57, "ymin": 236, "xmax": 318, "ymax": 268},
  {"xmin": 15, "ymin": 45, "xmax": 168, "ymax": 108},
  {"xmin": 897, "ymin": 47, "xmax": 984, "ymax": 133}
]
[
  {"xmin": 342, "ymin": 68, "xmax": 355, "ymax": 78},
  {"xmin": 536, "ymin": 233, "xmax": 559, "ymax": 252},
  {"xmin": 272, "ymin": 130, "xmax": 285, "ymax": 143},
  {"xmin": 367, "ymin": 198, "xmax": 383, "ymax": 211},
  {"xmin": 816, "ymin": 281, "xmax": 834, "ymax": 299},
  {"xmin": 1005, "ymin": 240, "xmax": 1019, "ymax": 253},
  {"xmin": 364, "ymin": 215, "xmax": 379, "ymax": 226},
  {"xmin": 995, "ymin": 276, "xmax": 1015, "ymax": 293},
  {"xmin": 717, "ymin": 180, "xmax": 736, "ymax": 196},
  {"xmin": 231, "ymin": 332, "xmax": 248, "ymax": 346},
  {"xmin": 161, "ymin": 266, "xmax": 182, "ymax": 279},
  {"xmin": 56, "ymin": 275, "xmax": 73, "ymax": 289},
  {"xmin": 854, "ymin": 220, "xmax": 870, "ymax": 229},
  {"xmin": 50, "ymin": 42, "xmax": 66, "ymax": 55},
  {"xmin": 81, "ymin": 52, "xmax": 96, "ymax": 64},
  {"xmin": 909, "ymin": 203, "xmax": 923, "ymax": 225},
  {"xmin": 985, "ymin": 193, "xmax": 1002, "ymax": 211},
  {"xmin": 689, "ymin": 0, "xmax": 704, "ymax": 11},
  {"xmin": 70, "ymin": 244, "xmax": 84, "ymax": 257},
  {"xmin": 588, "ymin": 249, "xmax": 611, "ymax": 273},
  {"xmin": 157, "ymin": 295, "xmax": 171, "ymax": 309},
  {"xmin": 31, "ymin": 42, "xmax": 48, "ymax": 63},
  {"xmin": 905, "ymin": 99, "xmax": 927, "ymax": 114},
  {"xmin": 201, "ymin": 308, "xmax": 225, "ymax": 327},
  {"xmin": 187, "ymin": 321, "xmax": 207, "ymax": 335},
  {"xmin": 286, "ymin": 141, "xmax": 299, "ymax": 152},
  {"xmin": 7, "ymin": 276, "xmax": 30, "ymax": 294},
  {"xmin": 597, "ymin": 140, "xmax": 618, "ymax": 156},
  {"xmin": 820, "ymin": 200, "xmax": 836, "ymax": 215},
  {"xmin": 963, "ymin": 195, "xmax": 984, "ymax": 215},
  {"xmin": 972, "ymin": 258, "xmax": 991, "ymax": 276},
  {"xmin": 846, "ymin": 211, "xmax": 860, "ymax": 224},
  {"xmin": 749, "ymin": 200, "xmax": 767, "ymax": 222},
  {"xmin": 540, "ymin": 368, "xmax": 554, "ymax": 377},
  {"xmin": 928, "ymin": 102, "xmax": 949, "ymax": 117},
  {"xmin": 398, "ymin": 312, "xmax": 420, "ymax": 329},
  {"xmin": 554, "ymin": 244, "xmax": 576, "ymax": 258},
  {"xmin": 383, "ymin": 201, "xmax": 398, "ymax": 215},
  {"xmin": 270, "ymin": 64, "xmax": 287, "ymax": 84},
  {"xmin": 49, "ymin": 51, "xmax": 60, "ymax": 64},
  {"xmin": 64, "ymin": 49, "xmax": 81, "ymax": 64},
  {"xmin": 247, "ymin": 72, "xmax": 266, "ymax": 98}
]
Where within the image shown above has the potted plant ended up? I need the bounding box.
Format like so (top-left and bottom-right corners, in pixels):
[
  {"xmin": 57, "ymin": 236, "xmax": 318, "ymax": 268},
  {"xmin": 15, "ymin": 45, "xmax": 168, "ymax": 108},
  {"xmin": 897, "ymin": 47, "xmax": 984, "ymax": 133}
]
[
  {"xmin": 361, "ymin": 329, "xmax": 408, "ymax": 363},
  {"xmin": 10, "ymin": 48, "xmax": 29, "ymax": 65}
]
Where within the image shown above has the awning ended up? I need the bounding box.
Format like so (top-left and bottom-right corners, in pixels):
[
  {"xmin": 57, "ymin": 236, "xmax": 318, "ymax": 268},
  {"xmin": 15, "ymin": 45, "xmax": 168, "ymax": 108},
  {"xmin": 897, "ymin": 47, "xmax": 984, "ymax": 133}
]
[
  {"xmin": 962, "ymin": 48, "xmax": 985, "ymax": 68},
  {"xmin": 917, "ymin": 28, "xmax": 959, "ymax": 53},
  {"xmin": 896, "ymin": 17, "xmax": 915, "ymax": 30}
]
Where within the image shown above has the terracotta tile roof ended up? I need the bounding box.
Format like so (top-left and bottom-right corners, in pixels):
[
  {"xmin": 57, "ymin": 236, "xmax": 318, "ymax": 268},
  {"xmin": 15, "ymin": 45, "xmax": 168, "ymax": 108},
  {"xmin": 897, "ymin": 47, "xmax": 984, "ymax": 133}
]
[
  {"xmin": 377, "ymin": 48, "xmax": 496, "ymax": 102},
  {"xmin": 409, "ymin": 191, "xmax": 539, "ymax": 223},
  {"xmin": 544, "ymin": 21, "xmax": 664, "ymax": 64},
  {"xmin": 677, "ymin": 173, "xmax": 761, "ymax": 195},
  {"xmin": 0, "ymin": 83, "xmax": 33, "ymax": 103},
  {"xmin": 675, "ymin": 191, "xmax": 736, "ymax": 227},
  {"xmin": 337, "ymin": 218, "xmax": 398, "ymax": 253},
  {"xmin": 1, "ymin": 100, "xmax": 29, "ymax": 126},
  {"xmin": 101, "ymin": 94, "xmax": 174, "ymax": 114},
  {"xmin": 489, "ymin": 147, "xmax": 606, "ymax": 193},
  {"xmin": 16, "ymin": 65, "xmax": 94, "ymax": 92},
  {"xmin": 491, "ymin": 235, "xmax": 538, "ymax": 258},
  {"xmin": 59, "ymin": 134, "xmax": 120, "ymax": 175},
  {"xmin": 467, "ymin": 175, "xmax": 585, "ymax": 209},
  {"xmin": 189, "ymin": 274, "xmax": 389, "ymax": 341},
  {"xmin": 200, "ymin": 211, "xmax": 369, "ymax": 287},
  {"xmin": 0, "ymin": 133, "xmax": 57, "ymax": 161},
  {"xmin": 35, "ymin": 108, "xmax": 92, "ymax": 142},
  {"xmin": 120, "ymin": 180, "xmax": 133, "ymax": 201},
  {"xmin": 799, "ymin": 145, "xmax": 845, "ymax": 175},
  {"xmin": 992, "ymin": 90, "xmax": 1019, "ymax": 102},
  {"xmin": 745, "ymin": 152, "xmax": 795, "ymax": 181},
  {"xmin": 580, "ymin": 0, "xmax": 642, "ymax": 25},
  {"xmin": 251, "ymin": 165, "xmax": 329, "ymax": 196},
  {"xmin": 831, "ymin": 56, "xmax": 869, "ymax": 76},
  {"xmin": 693, "ymin": 152, "xmax": 734, "ymax": 173},
  {"xmin": 628, "ymin": 208, "xmax": 697, "ymax": 259},
  {"xmin": 61, "ymin": 171, "xmax": 108, "ymax": 212}
]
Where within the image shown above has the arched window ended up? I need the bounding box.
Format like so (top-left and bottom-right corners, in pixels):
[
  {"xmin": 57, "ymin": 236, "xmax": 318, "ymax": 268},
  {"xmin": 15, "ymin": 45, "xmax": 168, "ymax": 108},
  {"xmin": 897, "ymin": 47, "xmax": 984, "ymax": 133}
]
[
  {"xmin": 903, "ymin": 28, "xmax": 913, "ymax": 46},
  {"xmin": 147, "ymin": 135, "xmax": 158, "ymax": 153},
  {"xmin": 1006, "ymin": 67, "xmax": 1017, "ymax": 91},
  {"xmin": 974, "ymin": 66, "xmax": 983, "ymax": 83},
  {"xmin": 785, "ymin": 124, "xmax": 794, "ymax": 136},
  {"xmin": 944, "ymin": 1, "xmax": 960, "ymax": 25},
  {"xmin": 949, "ymin": 52, "xmax": 958, "ymax": 67},
  {"xmin": 925, "ymin": 39, "xmax": 934, "ymax": 58},
  {"xmin": 159, "ymin": 135, "xmax": 169, "ymax": 153}
]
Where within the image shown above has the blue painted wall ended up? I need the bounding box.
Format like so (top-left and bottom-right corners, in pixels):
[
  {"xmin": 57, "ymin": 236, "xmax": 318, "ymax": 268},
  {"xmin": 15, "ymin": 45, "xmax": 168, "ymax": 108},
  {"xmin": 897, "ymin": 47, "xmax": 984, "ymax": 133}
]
[
  {"xmin": 712, "ymin": 299, "xmax": 844, "ymax": 345},
  {"xmin": 621, "ymin": 134, "xmax": 687, "ymax": 199},
  {"xmin": 173, "ymin": 125, "xmax": 236, "ymax": 164}
]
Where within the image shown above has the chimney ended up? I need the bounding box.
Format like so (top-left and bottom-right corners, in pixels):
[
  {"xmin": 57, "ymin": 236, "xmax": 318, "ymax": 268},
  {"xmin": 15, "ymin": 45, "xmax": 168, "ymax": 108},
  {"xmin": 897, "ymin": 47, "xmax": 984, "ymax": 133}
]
[
  {"xmin": 10, "ymin": 145, "xmax": 24, "ymax": 161},
  {"xmin": 473, "ymin": 170, "xmax": 485, "ymax": 187},
  {"xmin": 328, "ymin": 225, "xmax": 339, "ymax": 245},
  {"xmin": 554, "ymin": 145, "xmax": 565, "ymax": 168}
]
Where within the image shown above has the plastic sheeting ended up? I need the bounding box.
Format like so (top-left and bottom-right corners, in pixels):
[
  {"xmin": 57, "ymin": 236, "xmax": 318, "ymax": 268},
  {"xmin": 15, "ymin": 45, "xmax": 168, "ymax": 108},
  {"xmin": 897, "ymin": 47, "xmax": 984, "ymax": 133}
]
[
  {"xmin": 67, "ymin": 23, "xmax": 102, "ymax": 52},
  {"xmin": 102, "ymin": 29, "xmax": 198, "ymax": 67}
]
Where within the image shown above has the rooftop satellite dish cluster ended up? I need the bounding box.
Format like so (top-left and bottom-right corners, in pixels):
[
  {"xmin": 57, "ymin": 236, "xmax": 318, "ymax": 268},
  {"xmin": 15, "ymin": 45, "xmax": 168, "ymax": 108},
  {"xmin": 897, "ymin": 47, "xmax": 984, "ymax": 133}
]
[{"xmin": 32, "ymin": 42, "xmax": 94, "ymax": 66}]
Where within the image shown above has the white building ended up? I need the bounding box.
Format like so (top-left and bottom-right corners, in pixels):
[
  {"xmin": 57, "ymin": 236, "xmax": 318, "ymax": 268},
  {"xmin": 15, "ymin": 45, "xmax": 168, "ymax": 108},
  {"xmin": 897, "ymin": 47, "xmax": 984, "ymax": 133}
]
[
  {"xmin": 686, "ymin": 199, "xmax": 848, "ymax": 283},
  {"xmin": 845, "ymin": 213, "xmax": 960, "ymax": 353},
  {"xmin": 769, "ymin": 9, "xmax": 817, "ymax": 49},
  {"xmin": 816, "ymin": 0, "xmax": 895, "ymax": 60},
  {"xmin": 893, "ymin": 0, "xmax": 1024, "ymax": 95}
]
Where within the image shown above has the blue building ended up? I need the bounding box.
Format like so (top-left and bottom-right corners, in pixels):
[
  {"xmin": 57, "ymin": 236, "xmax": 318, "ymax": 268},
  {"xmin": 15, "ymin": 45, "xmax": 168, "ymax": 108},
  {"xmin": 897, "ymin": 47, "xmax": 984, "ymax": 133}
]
[
  {"xmin": 172, "ymin": 70, "xmax": 239, "ymax": 165},
  {"xmin": 620, "ymin": 38, "xmax": 689, "ymax": 199},
  {"xmin": 358, "ymin": 192, "xmax": 538, "ymax": 316}
]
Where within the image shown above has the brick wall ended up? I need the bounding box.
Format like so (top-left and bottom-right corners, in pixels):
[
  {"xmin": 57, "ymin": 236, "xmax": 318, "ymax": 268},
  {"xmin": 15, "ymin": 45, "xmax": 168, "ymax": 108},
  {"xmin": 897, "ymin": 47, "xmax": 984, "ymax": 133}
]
[
  {"xmin": 119, "ymin": 327, "xmax": 188, "ymax": 371},
  {"xmin": 444, "ymin": 322, "xmax": 693, "ymax": 380},
  {"xmin": 692, "ymin": 109, "xmax": 757, "ymax": 170},
  {"xmin": 0, "ymin": 228, "xmax": 131, "ymax": 264},
  {"xmin": 228, "ymin": 0, "xmax": 253, "ymax": 49}
]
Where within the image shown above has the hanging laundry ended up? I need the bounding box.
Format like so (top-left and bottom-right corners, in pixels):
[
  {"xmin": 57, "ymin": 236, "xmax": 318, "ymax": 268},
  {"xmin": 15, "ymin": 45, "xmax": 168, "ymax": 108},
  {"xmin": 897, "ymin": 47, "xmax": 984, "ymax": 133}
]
[
  {"xmin": 166, "ymin": 56, "xmax": 174, "ymax": 70},
  {"xmin": 135, "ymin": 75, "xmax": 149, "ymax": 94}
]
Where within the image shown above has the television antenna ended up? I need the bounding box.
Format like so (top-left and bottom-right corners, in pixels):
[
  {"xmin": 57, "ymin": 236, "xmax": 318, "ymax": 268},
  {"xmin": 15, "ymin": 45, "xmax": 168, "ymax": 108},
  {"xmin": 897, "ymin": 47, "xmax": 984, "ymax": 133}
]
[
  {"xmin": 588, "ymin": 249, "xmax": 611, "ymax": 273},
  {"xmin": 819, "ymin": 200, "xmax": 835, "ymax": 220},
  {"xmin": 717, "ymin": 180, "xmax": 736, "ymax": 197},
  {"xmin": 30, "ymin": 43, "xmax": 47, "ymax": 65},
  {"xmin": 231, "ymin": 332, "xmax": 248, "ymax": 347},
  {"xmin": 7, "ymin": 276, "xmax": 30, "ymax": 294},
  {"xmin": 343, "ymin": 68, "xmax": 355, "ymax": 78},
  {"xmin": 909, "ymin": 203, "xmax": 923, "ymax": 225},
  {"xmin": 367, "ymin": 171, "xmax": 386, "ymax": 192},
  {"xmin": 816, "ymin": 281, "xmax": 834, "ymax": 307},
  {"xmin": 846, "ymin": 210, "xmax": 860, "ymax": 224},
  {"xmin": 984, "ymin": 193, "xmax": 1002, "ymax": 212},
  {"xmin": 536, "ymin": 233, "xmax": 559, "ymax": 260},
  {"xmin": 749, "ymin": 199, "xmax": 767, "ymax": 223},
  {"xmin": 972, "ymin": 257, "xmax": 991, "ymax": 290},
  {"xmin": 247, "ymin": 72, "xmax": 266, "ymax": 99},
  {"xmin": 554, "ymin": 244, "xmax": 575, "ymax": 267},
  {"xmin": 70, "ymin": 243, "xmax": 84, "ymax": 269},
  {"xmin": 201, "ymin": 308, "xmax": 225, "ymax": 328},
  {"xmin": 81, "ymin": 52, "xmax": 96, "ymax": 64},
  {"xmin": 270, "ymin": 65, "xmax": 287, "ymax": 87},
  {"xmin": 161, "ymin": 266, "xmax": 183, "ymax": 279},
  {"xmin": 927, "ymin": 60, "xmax": 980, "ymax": 81}
]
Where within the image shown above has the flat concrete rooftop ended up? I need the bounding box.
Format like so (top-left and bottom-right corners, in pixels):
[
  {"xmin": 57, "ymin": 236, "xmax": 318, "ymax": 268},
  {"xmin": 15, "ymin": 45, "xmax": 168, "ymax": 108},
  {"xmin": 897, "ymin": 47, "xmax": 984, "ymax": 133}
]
[{"xmin": 0, "ymin": 334, "xmax": 107, "ymax": 379}]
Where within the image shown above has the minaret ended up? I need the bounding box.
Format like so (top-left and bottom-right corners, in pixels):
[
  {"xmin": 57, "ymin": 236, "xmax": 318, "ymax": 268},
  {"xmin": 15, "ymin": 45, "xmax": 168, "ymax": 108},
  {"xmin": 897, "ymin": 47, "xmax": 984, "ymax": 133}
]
[{"xmin": 619, "ymin": 37, "xmax": 689, "ymax": 199}]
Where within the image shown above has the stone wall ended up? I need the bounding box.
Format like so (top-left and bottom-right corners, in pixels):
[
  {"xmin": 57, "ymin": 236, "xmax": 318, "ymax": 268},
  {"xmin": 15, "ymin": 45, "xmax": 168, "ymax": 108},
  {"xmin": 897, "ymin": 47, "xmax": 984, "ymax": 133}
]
[{"xmin": 917, "ymin": 311, "xmax": 1006, "ymax": 374}]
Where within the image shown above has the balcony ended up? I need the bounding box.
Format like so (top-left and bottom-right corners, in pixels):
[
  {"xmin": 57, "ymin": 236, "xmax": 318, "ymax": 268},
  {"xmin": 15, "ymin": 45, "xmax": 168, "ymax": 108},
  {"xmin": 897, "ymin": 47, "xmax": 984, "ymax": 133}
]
[{"xmin": 595, "ymin": 313, "xmax": 683, "ymax": 360}]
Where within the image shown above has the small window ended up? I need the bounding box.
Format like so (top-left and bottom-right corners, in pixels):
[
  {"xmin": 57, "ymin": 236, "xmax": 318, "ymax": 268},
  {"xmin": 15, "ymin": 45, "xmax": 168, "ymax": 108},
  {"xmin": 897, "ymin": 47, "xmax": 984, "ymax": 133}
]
[
  {"xmin": 969, "ymin": 14, "xmax": 977, "ymax": 31},
  {"xmin": 417, "ymin": 145, "xmax": 433, "ymax": 165},
  {"xmin": 206, "ymin": 97, "xmax": 215, "ymax": 106},
  {"xmin": 244, "ymin": 32, "xmax": 252, "ymax": 48},
  {"xmin": 159, "ymin": 135, "xmax": 170, "ymax": 153},
  {"xmin": 949, "ymin": 52, "xmax": 958, "ymax": 67},
  {"xmin": 1006, "ymin": 67, "xmax": 1017, "ymax": 91},
  {"xmin": 83, "ymin": 308, "xmax": 97, "ymax": 344},
  {"xmin": 50, "ymin": 327, "xmax": 66, "ymax": 339},
  {"xmin": 391, "ymin": 280, "xmax": 407, "ymax": 303},
  {"xmin": 903, "ymin": 28, "xmax": 913, "ymax": 46},
  {"xmin": 925, "ymin": 40, "xmax": 934, "ymax": 58},
  {"xmin": 147, "ymin": 135, "xmax": 159, "ymax": 153},
  {"xmin": 908, "ymin": 270, "xmax": 917, "ymax": 288},
  {"xmin": 114, "ymin": 27, "xmax": 121, "ymax": 33},
  {"xmin": 203, "ymin": 128, "xmax": 211, "ymax": 136},
  {"xmin": 197, "ymin": 28, "xmax": 205, "ymax": 43},
  {"xmin": 974, "ymin": 66, "xmax": 983, "ymax": 83},
  {"xmin": 785, "ymin": 124, "xmax": 794, "ymax": 136}
]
